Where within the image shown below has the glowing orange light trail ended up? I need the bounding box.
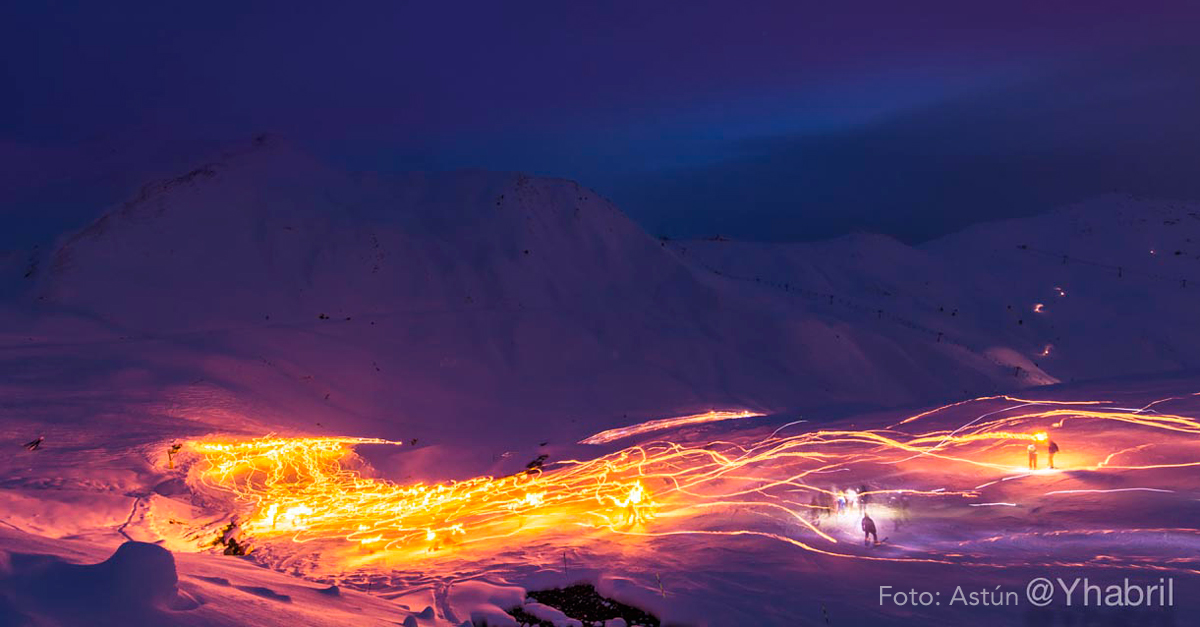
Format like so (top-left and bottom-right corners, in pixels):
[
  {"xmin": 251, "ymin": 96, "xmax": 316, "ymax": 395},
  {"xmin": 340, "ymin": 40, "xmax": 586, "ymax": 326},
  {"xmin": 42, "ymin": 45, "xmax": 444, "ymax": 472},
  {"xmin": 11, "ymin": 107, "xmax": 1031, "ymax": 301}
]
[
  {"xmin": 579, "ymin": 410, "xmax": 766, "ymax": 445},
  {"xmin": 182, "ymin": 392, "xmax": 1200, "ymax": 576}
]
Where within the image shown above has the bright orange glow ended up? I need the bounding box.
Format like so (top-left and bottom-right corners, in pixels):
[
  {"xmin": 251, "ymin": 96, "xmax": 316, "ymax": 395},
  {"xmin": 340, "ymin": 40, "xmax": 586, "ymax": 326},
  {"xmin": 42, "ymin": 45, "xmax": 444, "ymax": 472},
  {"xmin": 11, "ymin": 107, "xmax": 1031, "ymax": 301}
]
[
  {"xmin": 186, "ymin": 436, "xmax": 661, "ymax": 566},
  {"xmin": 182, "ymin": 394, "xmax": 1200, "ymax": 576}
]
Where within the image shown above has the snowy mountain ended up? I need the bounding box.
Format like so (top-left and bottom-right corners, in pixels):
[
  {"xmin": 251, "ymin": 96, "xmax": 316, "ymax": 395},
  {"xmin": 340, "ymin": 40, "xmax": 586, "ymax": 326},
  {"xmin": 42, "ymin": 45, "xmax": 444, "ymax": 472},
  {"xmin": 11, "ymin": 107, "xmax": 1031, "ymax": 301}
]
[
  {"xmin": 674, "ymin": 194, "xmax": 1200, "ymax": 389},
  {"xmin": 5, "ymin": 138, "xmax": 1200, "ymax": 627},
  {"xmin": 5, "ymin": 136, "xmax": 1058, "ymax": 453},
  {"xmin": 926, "ymin": 195, "xmax": 1200, "ymax": 379}
]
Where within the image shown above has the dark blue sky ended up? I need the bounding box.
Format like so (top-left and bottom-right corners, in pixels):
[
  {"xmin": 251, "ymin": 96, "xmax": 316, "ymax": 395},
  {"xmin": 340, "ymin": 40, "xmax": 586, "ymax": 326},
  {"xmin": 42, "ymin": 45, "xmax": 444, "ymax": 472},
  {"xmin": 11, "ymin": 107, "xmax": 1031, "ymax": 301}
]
[{"xmin": 3, "ymin": 1, "xmax": 1198, "ymax": 248}]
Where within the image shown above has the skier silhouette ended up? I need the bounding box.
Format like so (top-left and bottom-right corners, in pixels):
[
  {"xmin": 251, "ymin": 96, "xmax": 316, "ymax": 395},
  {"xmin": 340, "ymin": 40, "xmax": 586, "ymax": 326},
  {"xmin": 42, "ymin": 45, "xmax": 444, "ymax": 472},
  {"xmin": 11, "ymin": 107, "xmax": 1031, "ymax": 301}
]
[
  {"xmin": 1047, "ymin": 439, "xmax": 1060, "ymax": 469},
  {"xmin": 862, "ymin": 513, "xmax": 878, "ymax": 546},
  {"xmin": 1027, "ymin": 443, "xmax": 1037, "ymax": 470}
]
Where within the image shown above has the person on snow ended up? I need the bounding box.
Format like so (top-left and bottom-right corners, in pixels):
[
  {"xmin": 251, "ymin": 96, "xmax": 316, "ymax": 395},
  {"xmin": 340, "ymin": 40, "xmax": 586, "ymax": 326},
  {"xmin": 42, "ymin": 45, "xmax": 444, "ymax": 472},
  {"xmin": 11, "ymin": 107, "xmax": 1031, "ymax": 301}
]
[
  {"xmin": 858, "ymin": 485, "xmax": 871, "ymax": 513},
  {"xmin": 1027, "ymin": 443, "xmax": 1038, "ymax": 470},
  {"xmin": 862, "ymin": 513, "xmax": 878, "ymax": 546},
  {"xmin": 1047, "ymin": 439, "xmax": 1060, "ymax": 469},
  {"xmin": 835, "ymin": 489, "xmax": 847, "ymax": 515},
  {"xmin": 22, "ymin": 436, "xmax": 43, "ymax": 451}
]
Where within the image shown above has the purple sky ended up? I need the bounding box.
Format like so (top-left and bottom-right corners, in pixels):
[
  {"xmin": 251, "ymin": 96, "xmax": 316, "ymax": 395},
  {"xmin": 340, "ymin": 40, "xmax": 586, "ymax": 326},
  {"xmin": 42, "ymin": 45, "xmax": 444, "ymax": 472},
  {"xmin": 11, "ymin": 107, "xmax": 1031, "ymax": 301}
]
[{"xmin": 3, "ymin": 1, "xmax": 1199, "ymax": 247}]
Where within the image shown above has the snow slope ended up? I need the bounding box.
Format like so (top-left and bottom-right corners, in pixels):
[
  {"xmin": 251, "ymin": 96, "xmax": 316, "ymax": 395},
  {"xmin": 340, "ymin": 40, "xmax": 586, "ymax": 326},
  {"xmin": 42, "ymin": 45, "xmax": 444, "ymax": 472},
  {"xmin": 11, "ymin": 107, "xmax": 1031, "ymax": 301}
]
[
  {"xmin": 674, "ymin": 193, "xmax": 1200, "ymax": 389},
  {"xmin": 2, "ymin": 372, "xmax": 1199, "ymax": 626},
  {"xmin": 0, "ymin": 532, "xmax": 455, "ymax": 626},
  {"xmin": 5, "ymin": 136, "xmax": 1056, "ymax": 454},
  {"xmin": 4, "ymin": 138, "xmax": 1200, "ymax": 626}
]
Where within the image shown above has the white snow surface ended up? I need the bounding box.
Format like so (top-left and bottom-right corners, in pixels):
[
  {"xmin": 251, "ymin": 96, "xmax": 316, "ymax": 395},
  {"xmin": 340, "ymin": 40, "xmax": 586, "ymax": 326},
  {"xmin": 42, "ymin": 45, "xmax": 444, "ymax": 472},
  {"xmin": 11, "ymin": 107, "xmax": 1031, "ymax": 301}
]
[{"xmin": 2, "ymin": 138, "xmax": 1200, "ymax": 625}]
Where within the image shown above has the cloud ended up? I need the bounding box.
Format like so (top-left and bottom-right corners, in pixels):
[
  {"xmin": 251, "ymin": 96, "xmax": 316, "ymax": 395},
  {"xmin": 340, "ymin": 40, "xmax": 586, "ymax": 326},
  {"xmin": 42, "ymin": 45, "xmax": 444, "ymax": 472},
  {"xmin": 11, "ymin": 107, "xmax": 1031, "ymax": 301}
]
[{"xmin": 616, "ymin": 46, "xmax": 1200, "ymax": 243}]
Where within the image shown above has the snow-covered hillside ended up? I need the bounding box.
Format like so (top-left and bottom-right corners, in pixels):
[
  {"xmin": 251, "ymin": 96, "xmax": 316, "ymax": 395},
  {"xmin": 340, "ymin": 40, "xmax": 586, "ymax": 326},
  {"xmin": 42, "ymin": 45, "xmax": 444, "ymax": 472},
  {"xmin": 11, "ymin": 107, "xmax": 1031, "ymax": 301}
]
[
  {"xmin": 4, "ymin": 138, "xmax": 1200, "ymax": 626},
  {"xmin": 674, "ymin": 194, "xmax": 1200, "ymax": 389},
  {"xmin": 928, "ymin": 195, "xmax": 1200, "ymax": 379},
  {"xmin": 4, "ymin": 137, "xmax": 1057, "ymax": 453}
]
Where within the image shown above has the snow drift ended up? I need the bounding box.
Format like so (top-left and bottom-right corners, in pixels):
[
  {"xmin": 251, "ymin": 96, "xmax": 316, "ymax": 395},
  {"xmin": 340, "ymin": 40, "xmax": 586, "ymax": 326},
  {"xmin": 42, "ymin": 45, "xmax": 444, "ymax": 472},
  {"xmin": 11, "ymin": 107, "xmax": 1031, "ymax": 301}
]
[{"xmin": 1, "ymin": 541, "xmax": 192, "ymax": 625}]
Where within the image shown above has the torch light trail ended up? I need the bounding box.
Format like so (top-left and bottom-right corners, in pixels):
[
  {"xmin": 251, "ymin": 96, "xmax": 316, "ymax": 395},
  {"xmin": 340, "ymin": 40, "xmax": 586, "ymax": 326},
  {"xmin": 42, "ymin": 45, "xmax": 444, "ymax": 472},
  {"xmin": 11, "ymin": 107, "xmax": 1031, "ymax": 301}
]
[
  {"xmin": 181, "ymin": 393, "xmax": 1200, "ymax": 577},
  {"xmin": 578, "ymin": 410, "xmax": 766, "ymax": 445},
  {"xmin": 1042, "ymin": 488, "xmax": 1175, "ymax": 496}
]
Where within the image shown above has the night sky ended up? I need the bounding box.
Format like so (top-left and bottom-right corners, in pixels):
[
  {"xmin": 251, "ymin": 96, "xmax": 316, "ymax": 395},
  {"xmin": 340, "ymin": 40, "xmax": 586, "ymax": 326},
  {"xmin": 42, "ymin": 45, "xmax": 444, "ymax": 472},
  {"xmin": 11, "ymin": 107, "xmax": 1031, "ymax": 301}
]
[{"xmin": 3, "ymin": 1, "xmax": 1199, "ymax": 249}]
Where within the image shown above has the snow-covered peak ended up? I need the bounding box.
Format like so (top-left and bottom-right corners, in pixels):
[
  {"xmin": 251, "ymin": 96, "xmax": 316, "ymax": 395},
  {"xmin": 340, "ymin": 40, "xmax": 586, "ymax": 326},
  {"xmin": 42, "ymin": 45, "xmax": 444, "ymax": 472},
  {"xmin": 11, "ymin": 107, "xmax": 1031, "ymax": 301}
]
[{"xmin": 41, "ymin": 140, "xmax": 682, "ymax": 334}]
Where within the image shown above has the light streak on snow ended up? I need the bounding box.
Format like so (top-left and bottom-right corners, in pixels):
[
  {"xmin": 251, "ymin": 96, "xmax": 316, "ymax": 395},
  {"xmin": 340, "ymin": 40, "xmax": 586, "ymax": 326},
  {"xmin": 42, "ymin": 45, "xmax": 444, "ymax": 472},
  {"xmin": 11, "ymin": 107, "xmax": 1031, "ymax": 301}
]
[
  {"xmin": 579, "ymin": 410, "xmax": 765, "ymax": 445},
  {"xmin": 974, "ymin": 472, "xmax": 1040, "ymax": 489},
  {"xmin": 1137, "ymin": 396, "xmax": 1186, "ymax": 412},
  {"xmin": 767, "ymin": 419, "xmax": 808, "ymax": 439},
  {"xmin": 959, "ymin": 528, "xmax": 1200, "ymax": 545},
  {"xmin": 182, "ymin": 391, "xmax": 1200, "ymax": 576},
  {"xmin": 1102, "ymin": 461, "xmax": 1200, "ymax": 470},
  {"xmin": 1042, "ymin": 488, "xmax": 1175, "ymax": 496},
  {"xmin": 1096, "ymin": 444, "xmax": 1154, "ymax": 468},
  {"xmin": 892, "ymin": 395, "xmax": 1107, "ymax": 427}
]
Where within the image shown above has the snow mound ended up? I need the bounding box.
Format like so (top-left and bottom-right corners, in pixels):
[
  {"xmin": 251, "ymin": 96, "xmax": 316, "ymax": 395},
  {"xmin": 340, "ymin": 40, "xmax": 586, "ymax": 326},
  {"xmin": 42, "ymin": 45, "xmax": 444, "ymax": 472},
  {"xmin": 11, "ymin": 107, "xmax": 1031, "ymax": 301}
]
[
  {"xmin": 1, "ymin": 541, "xmax": 194, "ymax": 625},
  {"xmin": 448, "ymin": 580, "xmax": 525, "ymax": 626}
]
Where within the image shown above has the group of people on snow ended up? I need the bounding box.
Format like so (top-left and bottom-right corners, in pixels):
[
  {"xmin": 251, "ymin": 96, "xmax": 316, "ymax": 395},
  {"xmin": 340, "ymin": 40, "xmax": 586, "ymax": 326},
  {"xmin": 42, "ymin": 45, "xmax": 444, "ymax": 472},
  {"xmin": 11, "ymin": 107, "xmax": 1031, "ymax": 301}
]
[
  {"xmin": 807, "ymin": 484, "xmax": 885, "ymax": 547},
  {"xmin": 1026, "ymin": 436, "xmax": 1060, "ymax": 470},
  {"xmin": 809, "ymin": 485, "xmax": 873, "ymax": 520}
]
